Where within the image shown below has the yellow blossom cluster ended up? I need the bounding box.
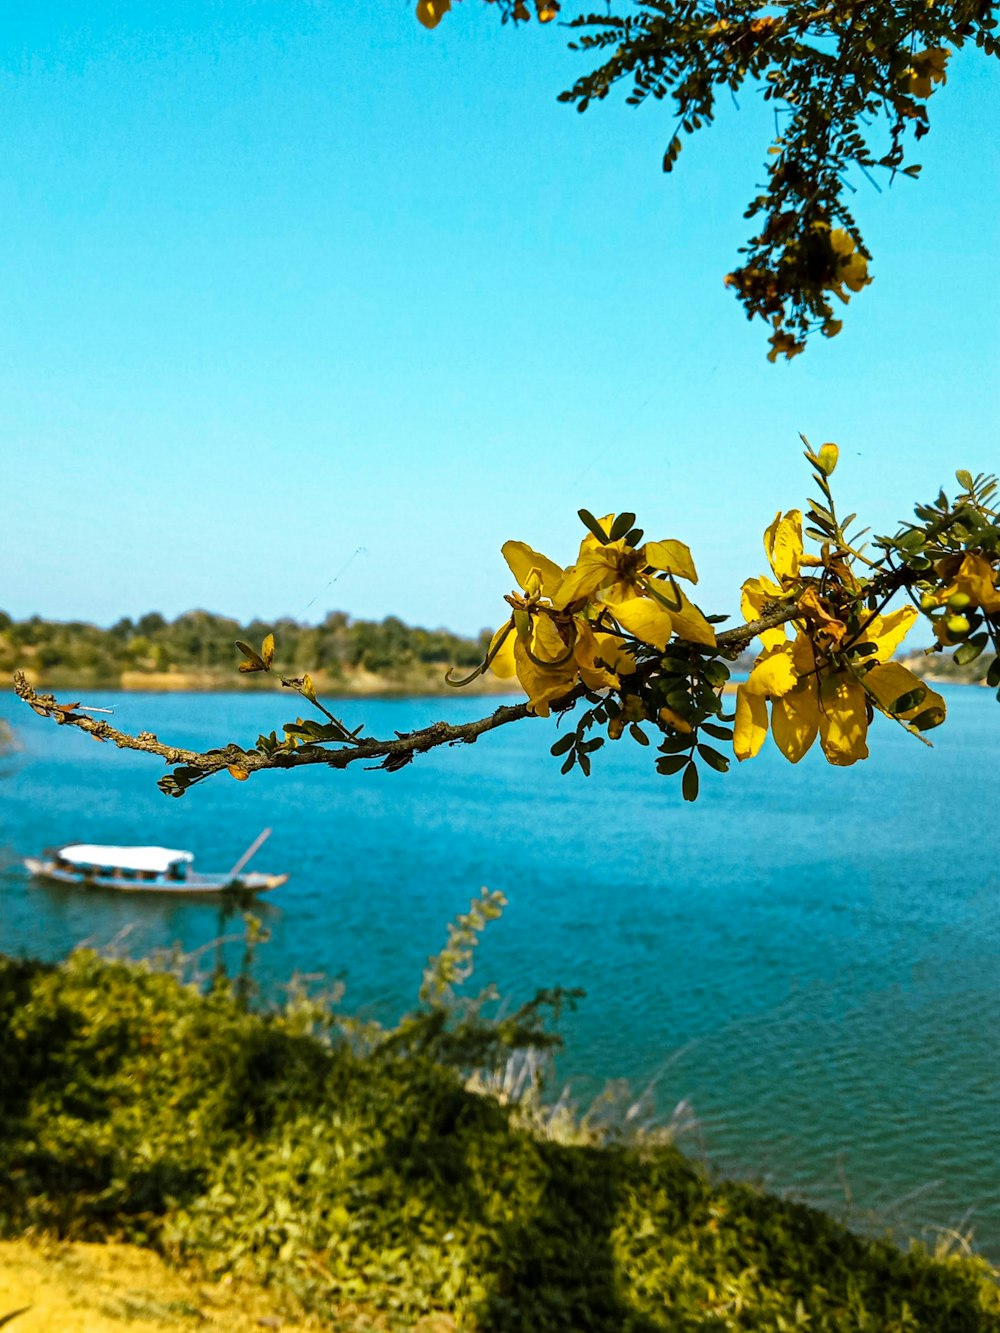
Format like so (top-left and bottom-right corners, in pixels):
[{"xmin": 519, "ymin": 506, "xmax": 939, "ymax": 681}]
[
  {"xmin": 734, "ymin": 510, "xmax": 943, "ymax": 766},
  {"xmin": 903, "ymin": 48, "xmax": 949, "ymax": 99},
  {"xmin": 486, "ymin": 518, "xmax": 715, "ymax": 716},
  {"xmin": 923, "ymin": 552, "xmax": 1000, "ymax": 646}
]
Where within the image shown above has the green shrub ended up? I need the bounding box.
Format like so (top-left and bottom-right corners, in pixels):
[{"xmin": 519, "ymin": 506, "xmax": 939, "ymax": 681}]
[{"xmin": 1, "ymin": 948, "xmax": 997, "ymax": 1330}]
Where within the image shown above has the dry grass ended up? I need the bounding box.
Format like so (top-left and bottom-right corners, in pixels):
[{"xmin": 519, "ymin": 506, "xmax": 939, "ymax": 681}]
[{"xmin": 0, "ymin": 1240, "xmax": 442, "ymax": 1333}]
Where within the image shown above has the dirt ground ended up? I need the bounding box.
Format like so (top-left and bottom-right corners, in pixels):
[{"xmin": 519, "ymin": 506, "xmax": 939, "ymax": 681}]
[{"xmin": 0, "ymin": 1241, "xmax": 458, "ymax": 1332}]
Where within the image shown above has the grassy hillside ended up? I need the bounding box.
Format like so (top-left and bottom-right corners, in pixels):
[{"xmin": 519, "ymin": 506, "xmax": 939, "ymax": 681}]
[{"xmin": 1, "ymin": 940, "xmax": 997, "ymax": 1332}]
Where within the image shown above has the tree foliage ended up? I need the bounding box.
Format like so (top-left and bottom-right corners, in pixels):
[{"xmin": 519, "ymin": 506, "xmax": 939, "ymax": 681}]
[
  {"xmin": 0, "ymin": 608, "xmax": 488, "ymax": 691},
  {"xmin": 420, "ymin": 0, "xmax": 1000, "ymax": 358}
]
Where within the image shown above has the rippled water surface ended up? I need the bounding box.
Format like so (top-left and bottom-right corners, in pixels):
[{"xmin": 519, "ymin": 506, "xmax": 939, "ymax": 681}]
[{"xmin": 1, "ymin": 686, "xmax": 998, "ymax": 1255}]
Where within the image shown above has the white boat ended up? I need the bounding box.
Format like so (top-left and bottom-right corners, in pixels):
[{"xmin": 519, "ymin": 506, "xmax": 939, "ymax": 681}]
[{"xmin": 24, "ymin": 832, "xmax": 287, "ymax": 896}]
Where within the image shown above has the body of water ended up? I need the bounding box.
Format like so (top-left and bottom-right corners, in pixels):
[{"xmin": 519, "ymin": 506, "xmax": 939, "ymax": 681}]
[{"xmin": 1, "ymin": 684, "xmax": 998, "ymax": 1256}]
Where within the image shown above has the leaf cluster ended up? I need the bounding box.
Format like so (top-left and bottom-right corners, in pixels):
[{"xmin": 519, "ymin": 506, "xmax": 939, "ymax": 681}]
[{"xmin": 553, "ymin": 1, "xmax": 999, "ymax": 356}]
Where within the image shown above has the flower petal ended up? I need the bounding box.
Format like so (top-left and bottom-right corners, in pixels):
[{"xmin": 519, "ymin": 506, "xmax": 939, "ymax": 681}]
[
  {"xmin": 608, "ymin": 595, "xmax": 674, "ymax": 651},
  {"xmin": 771, "ymin": 682, "xmax": 819, "ymax": 762},
  {"xmin": 593, "ymin": 631, "xmax": 637, "ymax": 677},
  {"xmin": 734, "ymin": 686, "xmax": 769, "ymax": 761},
  {"xmin": 860, "ymin": 605, "xmax": 918, "ymax": 662},
  {"xmin": 553, "ymin": 548, "xmax": 617, "ymax": 608},
  {"xmin": 745, "ymin": 644, "xmax": 798, "ymax": 698},
  {"xmin": 501, "ymin": 540, "xmax": 565, "ymax": 599},
  {"xmin": 863, "ymin": 661, "xmax": 946, "ymax": 727},
  {"xmin": 818, "ymin": 671, "xmax": 869, "ymax": 766},
  {"xmin": 740, "ymin": 576, "xmax": 787, "ymax": 651},
  {"xmin": 952, "ymin": 554, "xmax": 1000, "ymax": 613},
  {"xmin": 645, "ymin": 539, "xmax": 697, "ymax": 583},
  {"xmin": 513, "ymin": 638, "xmax": 576, "ymax": 717},
  {"xmin": 666, "ymin": 589, "xmax": 717, "ymax": 648},
  {"xmin": 487, "ymin": 623, "xmax": 517, "ymax": 679},
  {"xmin": 573, "ymin": 619, "xmax": 619, "ymax": 691},
  {"xmin": 764, "ymin": 510, "xmax": 803, "ymax": 583}
]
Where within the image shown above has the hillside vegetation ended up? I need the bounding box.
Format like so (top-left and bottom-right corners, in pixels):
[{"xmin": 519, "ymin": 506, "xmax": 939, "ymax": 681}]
[
  {"xmin": 0, "ymin": 610, "xmax": 499, "ymax": 695},
  {"xmin": 1, "ymin": 938, "xmax": 997, "ymax": 1332}
]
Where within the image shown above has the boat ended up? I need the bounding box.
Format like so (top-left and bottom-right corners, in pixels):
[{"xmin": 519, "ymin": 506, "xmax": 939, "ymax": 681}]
[{"xmin": 24, "ymin": 829, "xmax": 288, "ymax": 896}]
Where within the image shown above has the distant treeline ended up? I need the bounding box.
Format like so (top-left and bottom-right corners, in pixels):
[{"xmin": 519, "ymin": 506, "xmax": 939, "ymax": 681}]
[
  {"xmin": 0, "ymin": 609, "xmax": 494, "ymax": 693},
  {"xmin": 0, "ymin": 608, "xmax": 983, "ymax": 694}
]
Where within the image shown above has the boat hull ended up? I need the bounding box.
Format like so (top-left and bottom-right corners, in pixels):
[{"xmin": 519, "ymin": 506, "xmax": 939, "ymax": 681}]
[{"xmin": 24, "ymin": 858, "xmax": 286, "ymax": 896}]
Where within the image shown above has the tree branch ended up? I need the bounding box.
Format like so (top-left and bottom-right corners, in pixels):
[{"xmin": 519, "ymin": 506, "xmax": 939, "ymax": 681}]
[{"xmin": 12, "ymin": 598, "xmax": 816, "ymax": 789}]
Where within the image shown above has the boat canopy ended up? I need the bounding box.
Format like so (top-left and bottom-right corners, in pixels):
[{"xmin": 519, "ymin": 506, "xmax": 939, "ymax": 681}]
[{"xmin": 58, "ymin": 845, "xmax": 195, "ymax": 873}]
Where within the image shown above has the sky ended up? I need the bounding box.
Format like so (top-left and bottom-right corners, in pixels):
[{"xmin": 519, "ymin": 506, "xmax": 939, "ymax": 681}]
[{"xmin": 2, "ymin": 2, "xmax": 998, "ymax": 637}]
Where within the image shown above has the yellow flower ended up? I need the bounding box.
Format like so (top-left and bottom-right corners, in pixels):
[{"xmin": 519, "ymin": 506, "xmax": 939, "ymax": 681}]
[
  {"xmin": 734, "ymin": 604, "xmax": 940, "ymax": 767},
  {"xmin": 416, "ymin": 0, "xmax": 451, "ymax": 29},
  {"xmin": 552, "ymin": 516, "xmax": 715, "ymax": 651},
  {"xmin": 903, "ymin": 48, "xmax": 949, "ymax": 99},
  {"xmin": 933, "ymin": 553, "xmax": 1000, "ymax": 615},
  {"xmin": 553, "ymin": 517, "xmax": 695, "ymax": 605},
  {"xmin": 829, "ymin": 229, "xmax": 871, "ymax": 296},
  {"xmin": 738, "ymin": 509, "xmax": 805, "ymax": 648},
  {"xmin": 487, "ymin": 537, "xmax": 638, "ymax": 715},
  {"xmin": 490, "ymin": 612, "xmax": 638, "ymax": 717},
  {"xmin": 500, "ymin": 539, "xmax": 565, "ymax": 601},
  {"xmin": 767, "ymin": 329, "xmax": 804, "ymax": 364}
]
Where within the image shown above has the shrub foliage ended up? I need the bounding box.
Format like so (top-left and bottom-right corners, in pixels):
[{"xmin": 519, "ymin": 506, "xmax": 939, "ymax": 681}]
[{"xmin": 1, "ymin": 942, "xmax": 998, "ymax": 1331}]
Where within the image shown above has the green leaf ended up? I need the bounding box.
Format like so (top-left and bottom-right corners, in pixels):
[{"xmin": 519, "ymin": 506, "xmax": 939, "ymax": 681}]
[
  {"xmin": 701, "ymin": 722, "xmax": 733, "ymax": 741},
  {"xmin": 955, "ymin": 468, "xmax": 974, "ymax": 491},
  {"xmin": 702, "ymin": 661, "xmax": 731, "ymax": 686},
  {"xmin": 629, "ymin": 723, "xmax": 649, "ymax": 746},
  {"xmin": 681, "ymin": 762, "xmax": 700, "ymax": 802},
  {"xmin": 656, "ymin": 754, "xmax": 688, "ymax": 775},
  {"xmin": 953, "ymin": 634, "xmax": 988, "ymax": 666},
  {"xmin": 697, "ymin": 743, "xmax": 730, "ymax": 773},
  {"xmin": 578, "ymin": 509, "xmax": 609, "ymax": 543},
  {"xmin": 659, "ymin": 733, "xmax": 692, "ymax": 753},
  {"xmin": 891, "ymin": 687, "xmax": 926, "ymax": 714},
  {"xmin": 895, "ymin": 529, "xmax": 926, "ymax": 553},
  {"xmin": 609, "ymin": 512, "xmax": 637, "ymax": 541},
  {"xmin": 560, "ymin": 752, "xmax": 575, "ymax": 774},
  {"xmin": 910, "ymin": 705, "xmax": 946, "ymax": 731},
  {"xmin": 985, "ymin": 656, "xmax": 1000, "ymax": 688},
  {"xmin": 661, "ymin": 655, "xmax": 691, "ymax": 674}
]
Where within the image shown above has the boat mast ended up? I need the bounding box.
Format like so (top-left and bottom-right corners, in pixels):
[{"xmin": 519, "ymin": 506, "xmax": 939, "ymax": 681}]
[{"xmin": 227, "ymin": 828, "xmax": 272, "ymax": 879}]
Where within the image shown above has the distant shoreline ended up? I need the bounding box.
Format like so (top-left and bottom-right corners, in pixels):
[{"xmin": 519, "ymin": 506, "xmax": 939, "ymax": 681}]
[{"xmin": 6, "ymin": 666, "xmax": 516, "ymax": 699}]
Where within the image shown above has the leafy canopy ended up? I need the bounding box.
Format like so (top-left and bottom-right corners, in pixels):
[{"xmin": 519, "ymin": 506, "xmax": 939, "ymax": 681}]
[{"xmin": 419, "ymin": 0, "xmax": 999, "ymax": 358}]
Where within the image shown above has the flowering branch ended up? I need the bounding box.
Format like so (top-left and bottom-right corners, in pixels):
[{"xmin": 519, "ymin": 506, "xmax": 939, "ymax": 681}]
[
  {"xmin": 10, "ymin": 600, "xmax": 800, "ymax": 792},
  {"xmin": 13, "ymin": 449, "xmax": 1000, "ymax": 799}
]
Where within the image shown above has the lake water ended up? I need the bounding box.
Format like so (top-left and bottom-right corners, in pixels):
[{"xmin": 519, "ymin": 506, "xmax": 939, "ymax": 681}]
[{"xmin": 1, "ymin": 685, "xmax": 998, "ymax": 1257}]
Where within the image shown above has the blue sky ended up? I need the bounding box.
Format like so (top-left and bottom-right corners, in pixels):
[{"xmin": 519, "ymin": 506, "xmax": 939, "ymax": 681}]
[{"xmin": 3, "ymin": 3, "xmax": 998, "ymax": 636}]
